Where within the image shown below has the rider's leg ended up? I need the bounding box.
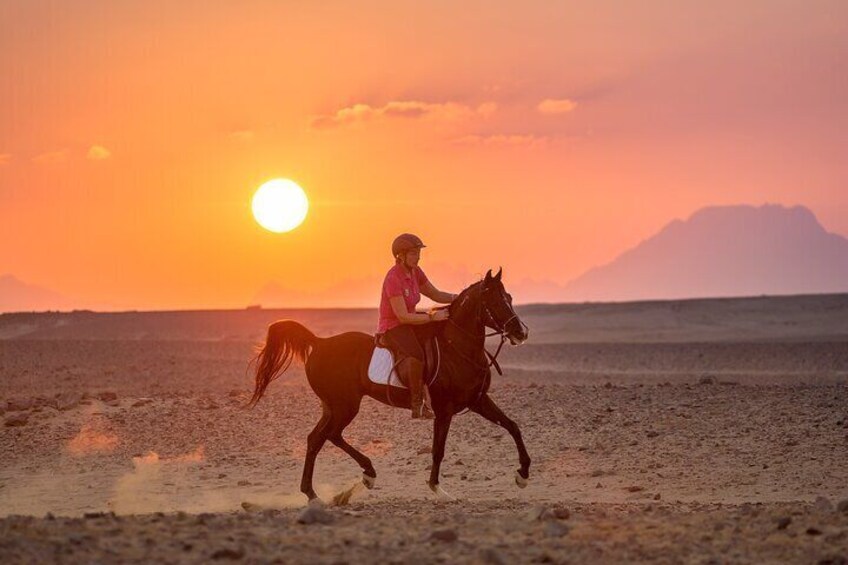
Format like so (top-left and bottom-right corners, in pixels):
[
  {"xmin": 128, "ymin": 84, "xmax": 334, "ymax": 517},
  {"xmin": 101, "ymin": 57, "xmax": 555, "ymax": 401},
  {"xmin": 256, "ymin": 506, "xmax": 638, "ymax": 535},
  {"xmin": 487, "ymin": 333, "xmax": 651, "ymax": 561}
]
[{"xmin": 385, "ymin": 325, "xmax": 432, "ymax": 419}]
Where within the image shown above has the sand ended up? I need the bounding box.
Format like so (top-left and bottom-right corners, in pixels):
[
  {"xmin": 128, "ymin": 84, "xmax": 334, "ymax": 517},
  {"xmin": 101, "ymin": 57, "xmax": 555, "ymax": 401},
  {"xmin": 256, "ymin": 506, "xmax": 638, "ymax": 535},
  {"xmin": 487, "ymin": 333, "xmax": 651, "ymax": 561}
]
[{"xmin": 1, "ymin": 295, "xmax": 847, "ymax": 563}]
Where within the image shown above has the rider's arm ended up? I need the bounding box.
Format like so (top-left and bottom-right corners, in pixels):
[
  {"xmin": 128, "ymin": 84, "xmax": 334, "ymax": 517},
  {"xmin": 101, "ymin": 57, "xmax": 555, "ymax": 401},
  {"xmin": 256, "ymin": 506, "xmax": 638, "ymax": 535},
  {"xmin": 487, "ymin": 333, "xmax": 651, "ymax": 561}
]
[
  {"xmin": 389, "ymin": 296, "xmax": 434, "ymax": 325},
  {"xmin": 420, "ymin": 281, "xmax": 456, "ymax": 304}
]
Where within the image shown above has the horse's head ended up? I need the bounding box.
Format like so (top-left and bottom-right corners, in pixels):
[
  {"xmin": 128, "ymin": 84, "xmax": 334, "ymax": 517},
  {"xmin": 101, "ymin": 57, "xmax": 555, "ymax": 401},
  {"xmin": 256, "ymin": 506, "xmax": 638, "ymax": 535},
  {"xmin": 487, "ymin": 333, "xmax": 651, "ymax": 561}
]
[{"xmin": 480, "ymin": 268, "xmax": 529, "ymax": 345}]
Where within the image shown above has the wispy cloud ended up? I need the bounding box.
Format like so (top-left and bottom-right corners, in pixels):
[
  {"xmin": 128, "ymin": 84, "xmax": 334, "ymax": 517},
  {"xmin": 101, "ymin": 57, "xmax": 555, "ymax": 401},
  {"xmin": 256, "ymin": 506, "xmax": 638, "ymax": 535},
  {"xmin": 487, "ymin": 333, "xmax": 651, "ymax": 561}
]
[
  {"xmin": 0, "ymin": 154, "xmax": 11, "ymax": 166},
  {"xmin": 87, "ymin": 145, "xmax": 111, "ymax": 160},
  {"xmin": 311, "ymin": 100, "xmax": 496, "ymax": 130},
  {"xmin": 537, "ymin": 98, "xmax": 577, "ymax": 114},
  {"xmin": 451, "ymin": 134, "xmax": 550, "ymax": 148},
  {"xmin": 32, "ymin": 149, "xmax": 69, "ymax": 164}
]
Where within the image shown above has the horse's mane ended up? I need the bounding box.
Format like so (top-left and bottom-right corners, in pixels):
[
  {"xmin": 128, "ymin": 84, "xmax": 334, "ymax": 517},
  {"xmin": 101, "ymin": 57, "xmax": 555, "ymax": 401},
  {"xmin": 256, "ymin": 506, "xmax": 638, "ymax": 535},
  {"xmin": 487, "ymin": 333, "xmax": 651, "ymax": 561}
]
[{"xmin": 447, "ymin": 279, "xmax": 483, "ymax": 317}]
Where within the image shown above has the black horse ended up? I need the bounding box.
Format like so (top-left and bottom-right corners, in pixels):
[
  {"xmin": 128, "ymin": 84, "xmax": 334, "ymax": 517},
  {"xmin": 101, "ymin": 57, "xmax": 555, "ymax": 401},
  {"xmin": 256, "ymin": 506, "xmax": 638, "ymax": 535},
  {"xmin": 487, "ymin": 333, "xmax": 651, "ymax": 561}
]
[{"xmin": 249, "ymin": 268, "xmax": 530, "ymax": 502}]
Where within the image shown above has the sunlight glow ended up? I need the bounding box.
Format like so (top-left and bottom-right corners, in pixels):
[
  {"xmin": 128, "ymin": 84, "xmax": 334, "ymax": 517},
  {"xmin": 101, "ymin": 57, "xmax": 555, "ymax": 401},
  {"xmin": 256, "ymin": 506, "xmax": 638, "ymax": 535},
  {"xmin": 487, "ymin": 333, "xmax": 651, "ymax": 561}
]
[{"xmin": 252, "ymin": 179, "xmax": 309, "ymax": 233}]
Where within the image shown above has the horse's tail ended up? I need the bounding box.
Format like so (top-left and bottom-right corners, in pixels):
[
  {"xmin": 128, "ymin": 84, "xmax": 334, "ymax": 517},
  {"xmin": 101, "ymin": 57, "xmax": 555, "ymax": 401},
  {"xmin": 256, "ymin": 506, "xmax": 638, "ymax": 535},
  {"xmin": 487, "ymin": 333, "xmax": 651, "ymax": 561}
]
[{"xmin": 248, "ymin": 320, "xmax": 317, "ymax": 407}]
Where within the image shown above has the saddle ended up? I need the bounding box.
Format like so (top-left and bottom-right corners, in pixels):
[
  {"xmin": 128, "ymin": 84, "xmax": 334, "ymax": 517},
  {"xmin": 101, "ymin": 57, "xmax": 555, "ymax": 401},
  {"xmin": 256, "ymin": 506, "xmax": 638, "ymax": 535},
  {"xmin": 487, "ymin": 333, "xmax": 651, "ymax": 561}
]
[{"xmin": 368, "ymin": 334, "xmax": 440, "ymax": 389}]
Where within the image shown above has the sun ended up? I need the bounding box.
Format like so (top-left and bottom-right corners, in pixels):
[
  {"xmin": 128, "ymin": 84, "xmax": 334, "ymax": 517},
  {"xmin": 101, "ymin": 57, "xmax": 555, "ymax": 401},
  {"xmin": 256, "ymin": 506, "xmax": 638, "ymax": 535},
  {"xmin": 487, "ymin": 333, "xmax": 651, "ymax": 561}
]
[{"xmin": 252, "ymin": 179, "xmax": 309, "ymax": 233}]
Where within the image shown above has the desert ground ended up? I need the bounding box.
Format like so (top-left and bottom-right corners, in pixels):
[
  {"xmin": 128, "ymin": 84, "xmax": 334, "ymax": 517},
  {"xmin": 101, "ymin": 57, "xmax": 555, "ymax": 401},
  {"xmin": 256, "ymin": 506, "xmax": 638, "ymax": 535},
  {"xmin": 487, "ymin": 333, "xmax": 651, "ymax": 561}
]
[{"xmin": 1, "ymin": 294, "xmax": 847, "ymax": 563}]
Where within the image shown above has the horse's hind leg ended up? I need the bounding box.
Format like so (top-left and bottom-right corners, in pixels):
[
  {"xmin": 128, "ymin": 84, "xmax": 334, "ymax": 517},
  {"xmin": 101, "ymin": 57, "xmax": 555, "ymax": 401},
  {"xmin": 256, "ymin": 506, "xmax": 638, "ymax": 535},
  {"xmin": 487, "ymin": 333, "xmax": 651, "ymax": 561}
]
[
  {"xmin": 327, "ymin": 402, "xmax": 377, "ymax": 488},
  {"xmin": 300, "ymin": 406, "xmax": 331, "ymax": 501},
  {"xmin": 471, "ymin": 393, "xmax": 532, "ymax": 488}
]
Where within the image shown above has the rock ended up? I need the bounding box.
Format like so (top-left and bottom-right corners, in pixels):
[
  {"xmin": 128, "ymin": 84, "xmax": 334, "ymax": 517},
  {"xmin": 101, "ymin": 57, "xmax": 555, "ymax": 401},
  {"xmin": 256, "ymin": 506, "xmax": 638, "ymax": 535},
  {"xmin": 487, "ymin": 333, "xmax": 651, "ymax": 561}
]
[
  {"xmin": 478, "ymin": 547, "xmax": 508, "ymax": 565},
  {"xmin": 430, "ymin": 528, "xmax": 458, "ymax": 542},
  {"xmin": 527, "ymin": 505, "xmax": 547, "ymax": 521},
  {"xmin": 626, "ymin": 485, "xmax": 644, "ymax": 492},
  {"xmin": 544, "ymin": 521, "xmax": 570, "ymax": 537},
  {"xmin": 417, "ymin": 446, "xmax": 432, "ymax": 455},
  {"xmin": 699, "ymin": 375, "xmax": 716, "ymax": 385},
  {"xmin": 653, "ymin": 493, "xmax": 662, "ymax": 500},
  {"xmin": 814, "ymin": 496, "xmax": 833, "ymax": 512},
  {"xmin": 646, "ymin": 430, "xmax": 660, "ymax": 438},
  {"xmin": 7, "ymin": 397, "xmax": 33, "ymax": 412},
  {"xmin": 776, "ymin": 517, "xmax": 792, "ymax": 530},
  {"xmin": 807, "ymin": 527, "xmax": 823, "ymax": 536},
  {"xmin": 132, "ymin": 398, "xmax": 154, "ymax": 408},
  {"xmin": 5, "ymin": 413, "xmax": 28, "ymax": 427},
  {"xmin": 550, "ymin": 505, "xmax": 570, "ymax": 520},
  {"xmin": 98, "ymin": 392, "xmax": 118, "ymax": 402},
  {"xmin": 836, "ymin": 499, "xmax": 848, "ymax": 513},
  {"xmin": 56, "ymin": 391, "xmax": 82, "ymax": 411},
  {"xmin": 211, "ymin": 547, "xmax": 245, "ymax": 560},
  {"xmin": 296, "ymin": 505, "xmax": 334, "ymax": 525}
]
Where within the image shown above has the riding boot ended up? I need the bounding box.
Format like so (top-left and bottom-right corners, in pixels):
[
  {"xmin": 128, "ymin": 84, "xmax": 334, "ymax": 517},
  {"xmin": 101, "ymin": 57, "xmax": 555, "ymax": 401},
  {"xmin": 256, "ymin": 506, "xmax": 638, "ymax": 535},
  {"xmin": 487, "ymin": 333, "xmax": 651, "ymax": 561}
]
[{"xmin": 402, "ymin": 358, "xmax": 427, "ymax": 419}]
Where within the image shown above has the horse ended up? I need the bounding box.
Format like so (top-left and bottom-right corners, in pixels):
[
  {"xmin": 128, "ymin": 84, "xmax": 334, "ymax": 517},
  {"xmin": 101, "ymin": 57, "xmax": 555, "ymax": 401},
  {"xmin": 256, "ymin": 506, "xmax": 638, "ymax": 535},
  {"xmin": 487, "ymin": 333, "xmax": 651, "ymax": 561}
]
[{"xmin": 248, "ymin": 268, "xmax": 531, "ymax": 502}]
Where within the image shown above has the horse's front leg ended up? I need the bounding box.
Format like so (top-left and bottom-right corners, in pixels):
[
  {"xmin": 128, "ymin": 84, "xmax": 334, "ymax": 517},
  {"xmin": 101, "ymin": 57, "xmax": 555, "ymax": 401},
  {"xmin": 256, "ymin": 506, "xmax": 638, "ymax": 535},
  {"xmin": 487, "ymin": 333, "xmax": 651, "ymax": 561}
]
[
  {"xmin": 471, "ymin": 393, "xmax": 531, "ymax": 488},
  {"xmin": 427, "ymin": 413, "xmax": 455, "ymax": 500}
]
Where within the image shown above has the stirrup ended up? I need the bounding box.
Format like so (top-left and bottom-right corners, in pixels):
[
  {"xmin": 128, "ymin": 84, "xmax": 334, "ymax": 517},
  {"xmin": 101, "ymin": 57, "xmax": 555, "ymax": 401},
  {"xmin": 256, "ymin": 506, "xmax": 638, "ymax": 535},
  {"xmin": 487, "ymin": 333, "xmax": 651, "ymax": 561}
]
[{"xmin": 421, "ymin": 405, "xmax": 435, "ymax": 419}]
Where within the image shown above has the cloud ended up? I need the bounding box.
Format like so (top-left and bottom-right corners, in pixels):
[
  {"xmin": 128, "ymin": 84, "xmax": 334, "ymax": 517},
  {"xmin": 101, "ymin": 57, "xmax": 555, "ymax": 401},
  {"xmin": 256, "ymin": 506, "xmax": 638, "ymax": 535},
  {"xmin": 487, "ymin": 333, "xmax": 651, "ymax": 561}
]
[
  {"xmin": 451, "ymin": 134, "xmax": 550, "ymax": 148},
  {"xmin": 87, "ymin": 145, "xmax": 111, "ymax": 160},
  {"xmin": 537, "ymin": 98, "xmax": 577, "ymax": 114},
  {"xmin": 32, "ymin": 149, "xmax": 69, "ymax": 164},
  {"xmin": 0, "ymin": 154, "xmax": 10, "ymax": 166},
  {"xmin": 310, "ymin": 100, "xmax": 497, "ymax": 130}
]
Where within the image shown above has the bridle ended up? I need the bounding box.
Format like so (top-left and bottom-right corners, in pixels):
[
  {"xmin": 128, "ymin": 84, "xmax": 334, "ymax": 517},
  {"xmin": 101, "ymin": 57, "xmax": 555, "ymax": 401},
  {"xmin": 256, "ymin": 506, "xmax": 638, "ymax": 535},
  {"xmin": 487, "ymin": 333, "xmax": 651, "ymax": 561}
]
[{"xmin": 445, "ymin": 282, "xmax": 527, "ymax": 377}]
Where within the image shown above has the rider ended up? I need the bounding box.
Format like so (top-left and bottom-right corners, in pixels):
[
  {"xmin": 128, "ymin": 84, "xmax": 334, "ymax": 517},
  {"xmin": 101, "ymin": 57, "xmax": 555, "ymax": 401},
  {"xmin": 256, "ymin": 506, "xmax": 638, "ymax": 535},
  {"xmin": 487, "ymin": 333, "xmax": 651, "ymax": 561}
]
[{"xmin": 378, "ymin": 233, "xmax": 457, "ymax": 419}]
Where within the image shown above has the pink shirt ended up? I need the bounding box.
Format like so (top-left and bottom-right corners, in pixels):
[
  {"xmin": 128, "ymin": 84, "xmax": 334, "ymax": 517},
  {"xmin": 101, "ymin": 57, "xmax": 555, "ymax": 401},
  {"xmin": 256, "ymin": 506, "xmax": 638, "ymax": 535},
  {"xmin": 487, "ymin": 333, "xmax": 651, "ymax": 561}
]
[{"xmin": 377, "ymin": 264, "xmax": 430, "ymax": 333}]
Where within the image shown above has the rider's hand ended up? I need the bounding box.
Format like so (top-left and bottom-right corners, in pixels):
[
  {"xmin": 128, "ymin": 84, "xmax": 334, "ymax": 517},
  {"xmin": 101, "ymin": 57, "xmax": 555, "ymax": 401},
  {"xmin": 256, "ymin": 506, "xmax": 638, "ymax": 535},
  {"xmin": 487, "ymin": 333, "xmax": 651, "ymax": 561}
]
[{"xmin": 430, "ymin": 309, "xmax": 449, "ymax": 322}]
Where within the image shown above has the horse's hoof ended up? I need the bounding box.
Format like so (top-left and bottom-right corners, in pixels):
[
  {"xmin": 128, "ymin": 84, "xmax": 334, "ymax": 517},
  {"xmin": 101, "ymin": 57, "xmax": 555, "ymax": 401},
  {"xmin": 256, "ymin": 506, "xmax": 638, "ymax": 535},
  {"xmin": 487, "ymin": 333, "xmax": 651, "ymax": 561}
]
[
  {"xmin": 515, "ymin": 471, "xmax": 528, "ymax": 489},
  {"xmin": 427, "ymin": 481, "xmax": 456, "ymax": 501},
  {"xmin": 362, "ymin": 473, "xmax": 376, "ymax": 490}
]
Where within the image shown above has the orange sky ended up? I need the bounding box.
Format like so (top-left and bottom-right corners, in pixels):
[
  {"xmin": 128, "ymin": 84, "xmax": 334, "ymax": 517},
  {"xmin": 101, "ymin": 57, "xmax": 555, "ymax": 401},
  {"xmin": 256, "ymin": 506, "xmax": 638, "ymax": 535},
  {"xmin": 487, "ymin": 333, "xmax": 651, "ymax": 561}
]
[{"xmin": 1, "ymin": 1, "xmax": 846, "ymax": 309}]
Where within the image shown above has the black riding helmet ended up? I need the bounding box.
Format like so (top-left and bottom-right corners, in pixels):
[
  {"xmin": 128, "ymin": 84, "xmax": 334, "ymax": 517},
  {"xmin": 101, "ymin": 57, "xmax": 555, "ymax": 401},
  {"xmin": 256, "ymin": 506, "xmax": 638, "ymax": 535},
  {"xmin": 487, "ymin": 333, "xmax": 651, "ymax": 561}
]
[{"xmin": 392, "ymin": 233, "xmax": 426, "ymax": 260}]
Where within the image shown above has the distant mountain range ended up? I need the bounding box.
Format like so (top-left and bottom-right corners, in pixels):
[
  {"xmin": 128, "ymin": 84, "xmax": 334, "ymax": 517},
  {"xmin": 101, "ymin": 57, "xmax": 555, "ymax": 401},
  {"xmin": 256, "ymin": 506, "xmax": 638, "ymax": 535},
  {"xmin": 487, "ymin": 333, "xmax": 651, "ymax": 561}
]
[
  {"xmin": 563, "ymin": 204, "xmax": 848, "ymax": 302},
  {"xmin": 3, "ymin": 203, "xmax": 847, "ymax": 312},
  {"xmin": 0, "ymin": 274, "xmax": 76, "ymax": 312}
]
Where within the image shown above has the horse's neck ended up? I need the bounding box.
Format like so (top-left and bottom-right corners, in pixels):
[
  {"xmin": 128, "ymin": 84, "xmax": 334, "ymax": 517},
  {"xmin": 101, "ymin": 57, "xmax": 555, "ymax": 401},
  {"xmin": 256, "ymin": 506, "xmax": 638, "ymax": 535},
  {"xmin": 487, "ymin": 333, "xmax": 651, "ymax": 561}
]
[{"xmin": 445, "ymin": 294, "xmax": 485, "ymax": 347}]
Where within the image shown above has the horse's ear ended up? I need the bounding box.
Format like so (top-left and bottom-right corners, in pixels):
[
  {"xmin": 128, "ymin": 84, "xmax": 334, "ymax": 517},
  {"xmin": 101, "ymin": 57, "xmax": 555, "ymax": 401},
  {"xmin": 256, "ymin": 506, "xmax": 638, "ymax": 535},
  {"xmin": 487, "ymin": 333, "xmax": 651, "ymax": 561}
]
[
  {"xmin": 484, "ymin": 269, "xmax": 493, "ymax": 283},
  {"xmin": 495, "ymin": 267, "xmax": 502, "ymax": 281}
]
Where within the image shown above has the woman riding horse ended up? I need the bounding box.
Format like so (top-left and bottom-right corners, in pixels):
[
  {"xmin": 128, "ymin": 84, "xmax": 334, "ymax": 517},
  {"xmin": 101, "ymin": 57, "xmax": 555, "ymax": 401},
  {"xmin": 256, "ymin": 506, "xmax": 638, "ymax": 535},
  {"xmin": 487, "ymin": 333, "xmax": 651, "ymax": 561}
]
[
  {"xmin": 377, "ymin": 233, "xmax": 457, "ymax": 419},
  {"xmin": 249, "ymin": 267, "xmax": 530, "ymax": 502}
]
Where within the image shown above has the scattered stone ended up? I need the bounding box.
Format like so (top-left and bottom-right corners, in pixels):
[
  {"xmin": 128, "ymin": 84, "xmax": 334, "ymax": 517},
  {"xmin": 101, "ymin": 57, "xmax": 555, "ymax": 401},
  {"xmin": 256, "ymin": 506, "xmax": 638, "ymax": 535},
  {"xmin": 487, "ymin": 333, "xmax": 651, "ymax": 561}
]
[
  {"xmin": 56, "ymin": 391, "xmax": 82, "ymax": 411},
  {"xmin": 653, "ymin": 493, "xmax": 662, "ymax": 500},
  {"xmin": 776, "ymin": 517, "xmax": 792, "ymax": 530},
  {"xmin": 544, "ymin": 521, "xmax": 570, "ymax": 537},
  {"xmin": 646, "ymin": 430, "xmax": 660, "ymax": 438},
  {"xmin": 590, "ymin": 469, "xmax": 604, "ymax": 477},
  {"xmin": 132, "ymin": 398, "xmax": 154, "ymax": 408},
  {"xmin": 814, "ymin": 496, "xmax": 833, "ymax": 512},
  {"xmin": 4, "ymin": 413, "xmax": 28, "ymax": 427},
  {"xmin": 626, "ymin": 485, "xmax": 644, "ymax": 492},
  {"xmin": 417, "ymin": 446, "xmax": 432, "ymax": 455},
  {"xmin": 297, "ymin": 505, "xmax": 334, "ymax": 525},
  {"xmin": 836, "ymin": 499, "xmax": 848, "ymax": 513},
  {"xmin": 478, "ymin": 547, "xmax": 508, "ymax": 565},
  {"xmin": 550, "ymin": 505, "xmax": 570, "ymax": 520},
  {"xmin": 699, "ymin": 375, "xmax": 716, "ymax": 385},
  {"xmin": 430, "ymin": 528, "xmax": 458, "ymax": 542},
  {"xmin": 237, "ymin": 480, "xmax": 251, "ymax": 486},
  {"xmin": 98, "ymin": 392, "xmax": 118, "ymax": 402},
  {"xmin": 807, "ymin": 527, "xmax": 823, "ymax": 536},
  {"xmin": 211, "ymin": 547, "xmax": 245, "ymax": 560}
]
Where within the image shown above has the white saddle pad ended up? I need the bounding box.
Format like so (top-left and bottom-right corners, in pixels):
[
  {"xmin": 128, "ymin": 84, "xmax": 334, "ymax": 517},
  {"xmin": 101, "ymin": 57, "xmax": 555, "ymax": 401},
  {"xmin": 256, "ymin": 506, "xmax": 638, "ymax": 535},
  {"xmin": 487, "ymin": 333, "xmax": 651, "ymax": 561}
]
[{"xmin": 368, "ymin": 347, "xmax": 406, "ymax": 388}]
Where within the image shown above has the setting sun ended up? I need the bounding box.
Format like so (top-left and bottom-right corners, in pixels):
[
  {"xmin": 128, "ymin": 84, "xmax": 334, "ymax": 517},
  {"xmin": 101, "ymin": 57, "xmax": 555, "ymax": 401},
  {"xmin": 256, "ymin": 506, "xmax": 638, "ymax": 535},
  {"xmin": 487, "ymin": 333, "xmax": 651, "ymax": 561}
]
[{"xmin": 251, "ymin": 179, "xmax": 309, "ymax": 233}]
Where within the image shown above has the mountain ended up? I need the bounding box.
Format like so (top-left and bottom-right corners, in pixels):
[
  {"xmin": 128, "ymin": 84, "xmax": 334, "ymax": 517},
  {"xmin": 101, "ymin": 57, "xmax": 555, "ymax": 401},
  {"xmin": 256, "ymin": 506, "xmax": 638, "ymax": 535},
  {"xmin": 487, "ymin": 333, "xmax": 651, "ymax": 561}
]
[
  {"xmin": 564, "ymin": 204, "xmax": 848, "ymax": 302},
  {"xmin": 0, "ymin": 274, "xmax": 77, "ymax": 312}
]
